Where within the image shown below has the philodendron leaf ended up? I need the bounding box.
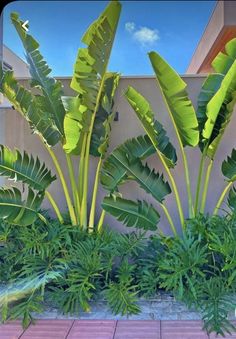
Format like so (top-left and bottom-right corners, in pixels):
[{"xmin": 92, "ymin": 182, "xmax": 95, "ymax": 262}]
[
  {"xmin": 222, "ymin": 149, "xmax": 236, "ymax": 182},
  {"xmin": 149, "ymin": 51, "xmax": 199, "ymax": 147},
  {"xmin": 125, "ymin": 86, "xmax": 177, "ymax": 168},
  {"xmin": 11, "ymin": 12, "xmax": 66, "ymax": 136},
  {"xmin": 0, "ymin": 145, "xmax": 56, "ymax": 191},
  {"xmin": 0, "ymin": 70, "xmax": 61, "ymax": 147},
  {"xmin": 102, "ymin": 196, "xmax": 160, "ymax": 231},
  {"xmin": 0, "ymin": 187, "xmax": 44, "ymax": 226}
]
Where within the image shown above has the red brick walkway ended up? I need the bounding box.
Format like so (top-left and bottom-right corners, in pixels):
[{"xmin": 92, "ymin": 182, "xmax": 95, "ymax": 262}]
[{"xmin": 1, "ymin": 320, "xmax": 236, "ymax": 339}]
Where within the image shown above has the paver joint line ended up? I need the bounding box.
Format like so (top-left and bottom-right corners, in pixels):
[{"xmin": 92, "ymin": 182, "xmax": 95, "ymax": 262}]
[
  {"xmin": 65, "ymin": 319, "xmax": 75, "ymax": 339},
  {"xmin": 113, "ymin": 320, "xmax": 118, "ymax": 339}
]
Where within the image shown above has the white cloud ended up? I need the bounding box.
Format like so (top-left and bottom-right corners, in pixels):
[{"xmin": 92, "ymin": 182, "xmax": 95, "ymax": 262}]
[
  {"xmin": 133, "ymin": 27, "xmax": 160, "ymax": 46},
  {"xmin": 125, "ymin": 22, "xmax": 160, "ymax": 46},
  {"xmin": 125, "ymin": 22, "xmax": 135, "ymax": 33}
]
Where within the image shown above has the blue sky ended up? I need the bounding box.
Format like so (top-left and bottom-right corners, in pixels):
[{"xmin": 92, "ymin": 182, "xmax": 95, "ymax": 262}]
[{"xmin": 3, "ymin": 0, "xmax": 216, "ymax": 76}]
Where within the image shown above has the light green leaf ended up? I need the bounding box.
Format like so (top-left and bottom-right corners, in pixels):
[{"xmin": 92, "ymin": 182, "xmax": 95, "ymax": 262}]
[
  {"xmin": 0, "ymin": 145, "xmax": 56, "ymax": 190},
  {"xmin": 212, "ymin": 38, "xmax": 236, "ymax": 74},
  {"xmin": 102, "ymin": 196, "xmax": 160, "ymax": 231},
  {"xmin": 149, "ymin": 51, "xmax": 199, "ymax": 147},
  {"xmin": 62, "ymin": 96, "xmax": 89, "ymax": 155},
  {"xmin": 0, "ymin": 187, "xmax": 44, "ymax": 226},
  {"xmin": 71, "ymin": 1, "xmax": 121, "ymax": 104},
  {"xmin": 11, "ymin": 12, "xmax": 65, "ymax": 136},
  {"xmin": 125, "ymin": 86, "xmax": 177, "ymax": 168}
]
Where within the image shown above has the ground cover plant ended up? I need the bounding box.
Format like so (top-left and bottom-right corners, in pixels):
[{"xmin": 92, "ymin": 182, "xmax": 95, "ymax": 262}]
[{"xmin": 0, "ymin": 0, "xmax": 121, "ymax": 231}]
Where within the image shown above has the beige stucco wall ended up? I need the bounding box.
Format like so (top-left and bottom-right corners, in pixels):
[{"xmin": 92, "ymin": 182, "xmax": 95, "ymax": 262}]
[{"xmin": 1, "ymin": 76, "xmax": 236, "ymax": 234}]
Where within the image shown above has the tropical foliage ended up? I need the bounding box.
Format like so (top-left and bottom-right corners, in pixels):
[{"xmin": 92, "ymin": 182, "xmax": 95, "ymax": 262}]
[
  {"xmin": 1, "ymin": 213, "xmax": 236, "ymax": 336},
  {"xmin": 101, "ymin": 38, "xmax": 236, "ymax": 236},
  {"xmin": 0, "ymin": 1, "xmax": 121, "ymax": 231}
]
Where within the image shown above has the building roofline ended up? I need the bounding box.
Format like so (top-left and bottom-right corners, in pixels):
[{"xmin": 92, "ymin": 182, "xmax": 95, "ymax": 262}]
[{"xmin": 3, "ymin": 44, "xmax": 29, "ymax": 67}]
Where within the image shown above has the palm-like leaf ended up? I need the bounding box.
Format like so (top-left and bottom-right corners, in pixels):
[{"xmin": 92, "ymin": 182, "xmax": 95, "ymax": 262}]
[
  {"xmin": 0, "ymin": 145, "xmax": 56, "ymax": 191},
  {"xmin": 222, "ymin": 149, "xmax": 236, "ymax": 182},
  {"xmin": 149, "ymin": 51, "xmax": 199, "ymax": 147},
  {"xmin": 125, "ymin": 86, "xmax": 177, "ymax": 168},
  {"xmin": 102, "ymin": 196, "xmax": 160, "ymax": 230},
  {"xmin": 0, "ymin": 187, "xmax": 44, "ymax": 226},
  {"xmin": 11, "ymin": 12, "xmax": 65, "ymax": 136},
  {"xmin": 212, "ymin": 38, "xmax": 236, "ymax": 74},
  {"xmin": 0, "ymin": 70, "xmax": 61, "ymax": 146}
]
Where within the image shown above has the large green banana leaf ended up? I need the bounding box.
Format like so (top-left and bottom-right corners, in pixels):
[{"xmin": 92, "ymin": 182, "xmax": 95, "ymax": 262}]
[
  {"xmin": 125, "ymin": 86, "xmax": 177, "ymax": 168},
  {"xmin": 102, "ymin": 196, "xmax": 160, "ymax": 230},
  {"xmin": 149, "ymin": 52, "xmax": 199, "ymax": 147},
  {"xmin": 197, "ymin": 39, "xmax": 236, "ymax": 159},
  {"xmin": 101, "ymin": 134, "xmax": 159, "ymax": 191},
  {"xmin": 64, "ymin": 1, "xmax": 121, "ymax": 155},
  {"xmin": 90, "ymin": 73, "xmax": 120, "ymax": 157},
  {"xmin": 0, "ymin": 187, "xmax": 44, "ymax": 226},
  {"xmin": 222, "ymin": 149, "xmax": 236, "ymax": 182},
  {"xmin": 0, "ymin": 70, "xmax": 61, "ymax": 147},
  {"xmin": 11, "ymin": 12, "xmax": 65, "ymax": 137},
  {"xmin": 202, "ymin": 60, "xmax": 236, "ymax": 159},
  {"xmin": 62, "ymin": 96, "xmax": 88, "ymax": 154},
  {"xmin": 197, "ymin": 74, "xmax": 224, "ymax": 139},
  {"xmin": 0, "ymin": 145, "xmax": 56, "ymax": 191},
  {"xmin": 101, "ymin": 143, "xmax": 171, "ymax": 202},
  {"xmin": 120, "ymin": 135, "xmax": 155, "ymax": 161}
]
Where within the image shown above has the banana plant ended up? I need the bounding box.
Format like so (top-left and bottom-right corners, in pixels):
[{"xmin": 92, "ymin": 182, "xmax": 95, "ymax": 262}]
[
  {"xmin": 101, "ymin": 38, "xmax": 236, "ymax": 236},
  {"xmin": 0, "ymin": 1, "xmax": 121, "ymax": 230}
]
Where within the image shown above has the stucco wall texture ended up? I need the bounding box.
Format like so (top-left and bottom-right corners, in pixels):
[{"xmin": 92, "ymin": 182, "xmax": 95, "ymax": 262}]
[{"xmin": 2, "ymin": 76, "xmax": 236, "ymax": 234}]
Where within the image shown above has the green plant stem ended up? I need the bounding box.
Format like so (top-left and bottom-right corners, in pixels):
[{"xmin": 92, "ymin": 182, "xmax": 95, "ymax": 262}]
[
  {"xmin": 160, "ymin": 203, "xmax": 177, "ymax": 236},
  {"xmin": 65, "ymin": 153, "xmax": 80, "ymax": 221},
  {"xmin": 158, "ymin": 88, "xmax": 194, "ymax": 219},
  {"xmin": 45, "ymin": 191, "xmax": 64, "ymax": 224},
  {"xmin": 78, "ymin": 135, "xmax": 87, "ymax": 203},
  {"xmin": 213, "ymin": 181, "xmax": 233, "ymax": 215},
  {"xmin": 156, "ymin": 149, "xmax": 185, "ymax": 229},
  {"xmin": 194, "ymin": 152, "xmax": 206, "ymax": 214},
  {"xmin": 200, "ymin": 160, "xmax": 213, "ymax": 213},
  {"xmin": 88, "ymin": 157, "xmax": 102, "ymax": 232},
  {"xmin": 80, "ymin": 138, "xmax": 90, "ymax": 229},
  {"xmin": 97, "ymin": 209, "xmax": 106, "ymax": 233},
  {"xmin": 44, "ymin": 145, "xmax": 77, "ymax": 226},
  {"xmin": 182, "ymin": 146, "xmax": 194, "ymax": 218}
]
